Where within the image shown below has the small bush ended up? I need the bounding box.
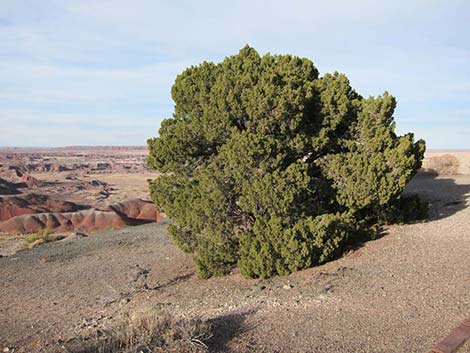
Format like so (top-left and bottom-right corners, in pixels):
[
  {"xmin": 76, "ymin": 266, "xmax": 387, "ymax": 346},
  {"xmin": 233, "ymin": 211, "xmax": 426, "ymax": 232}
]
[
  {"xmin": 24, "ymin": 229, "xmax": 54, "ymax": 247},
  {"xmin": 423, "ymin": 154, "xmax": 459, "ymax": 175}
]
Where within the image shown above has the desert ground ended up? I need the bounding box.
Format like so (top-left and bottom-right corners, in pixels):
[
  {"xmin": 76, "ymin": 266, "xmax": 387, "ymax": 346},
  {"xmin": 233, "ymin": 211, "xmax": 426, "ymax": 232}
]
[
  {"xmin": 0, "ymin": 148, "xmax": 469, "ymax": 352},
  {"xmin": 0, "ymin": 147, "xmax": 162, "ymax": 255}
]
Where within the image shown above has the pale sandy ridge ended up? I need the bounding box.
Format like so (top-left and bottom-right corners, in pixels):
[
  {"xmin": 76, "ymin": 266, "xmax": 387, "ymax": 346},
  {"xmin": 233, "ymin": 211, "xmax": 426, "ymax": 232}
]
[{"xmin": 424, "ymin": 150, "xmax": 470, "ymax": 175}]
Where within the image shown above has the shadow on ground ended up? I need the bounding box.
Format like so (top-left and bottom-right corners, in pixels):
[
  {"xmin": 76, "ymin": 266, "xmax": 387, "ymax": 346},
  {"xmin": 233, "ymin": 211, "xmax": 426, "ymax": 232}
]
[
  {"xmin": 208, "ymin": 309, "xmax": 256, "ymax": 353},
  {"xmin": 406, "ymin": 173, "xmax": 470, "ymax": 221},
  {"xmin": 340, "ymin": 173, "xmax": 470, "ymax": 255}
]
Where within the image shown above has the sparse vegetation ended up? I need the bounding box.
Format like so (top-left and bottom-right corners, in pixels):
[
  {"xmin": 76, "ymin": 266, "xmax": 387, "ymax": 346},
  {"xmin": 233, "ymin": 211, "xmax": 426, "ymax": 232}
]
[
  {"xmin": 423, "ymin": 154, "xmax": 460, "ymax": 175},
  {"xmin": 148, "ymin": 46, "xmax": 426, "ymax": 279},
  {"xmin": 73, "ymin": 309, "xmax": 212, "ymax": 353},
  {"xmin": 24, "ymin": 229, "xmax": 55, "ymax": 248}
]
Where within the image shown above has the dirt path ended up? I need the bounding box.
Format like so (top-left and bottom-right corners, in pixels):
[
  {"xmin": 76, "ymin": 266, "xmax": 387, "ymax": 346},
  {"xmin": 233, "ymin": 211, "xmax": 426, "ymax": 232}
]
[{"xmin": 1, "ymin": 174, "xmax": 469, "ymax": 352}]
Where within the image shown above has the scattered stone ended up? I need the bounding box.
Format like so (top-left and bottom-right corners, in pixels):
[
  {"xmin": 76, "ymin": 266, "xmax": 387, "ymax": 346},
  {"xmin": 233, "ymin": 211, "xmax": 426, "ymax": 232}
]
[
  {"xmin": 135, "ymin": 345, "xmax": 150, "ymax": 353},
  {"xmin": 251, "ymin": 282, "xmax": 267, "ymax": 291},
  {"xmin": 119, "ymin": 297, "xmax": 131, "ymax": 307},
  {"xmin": 319, "ymin": 283, "xmax": 334, "ymax": 294}
]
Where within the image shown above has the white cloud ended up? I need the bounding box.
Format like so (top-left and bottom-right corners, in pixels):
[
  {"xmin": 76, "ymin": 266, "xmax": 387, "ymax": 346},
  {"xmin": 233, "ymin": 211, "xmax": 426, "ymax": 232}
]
[
  {"xmin": 0, "ymin": 60, "xmax": 189, "ymax": 105},
  {"xmin": 1, "ymin": 110, "xmax": 162, "ymax": 146}
]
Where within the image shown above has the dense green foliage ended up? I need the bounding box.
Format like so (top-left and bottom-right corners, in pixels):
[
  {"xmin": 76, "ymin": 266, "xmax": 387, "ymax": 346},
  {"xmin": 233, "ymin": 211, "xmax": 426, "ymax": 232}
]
[{"xmin": 148, "ymin": 46, "xmax": 426, "ymax": 279}]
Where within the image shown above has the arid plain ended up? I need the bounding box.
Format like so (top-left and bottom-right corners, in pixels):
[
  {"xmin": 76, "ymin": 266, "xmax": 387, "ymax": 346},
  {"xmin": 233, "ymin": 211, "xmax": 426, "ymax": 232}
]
[{"xmin": 0, "ymin": 147, "xmax": 469, "ymax": 352}]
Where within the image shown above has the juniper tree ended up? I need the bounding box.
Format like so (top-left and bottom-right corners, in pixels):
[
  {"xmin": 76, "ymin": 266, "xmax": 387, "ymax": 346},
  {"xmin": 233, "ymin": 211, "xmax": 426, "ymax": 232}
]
[{"xmin": 147, "ymin": 46, "xmax": 426, "ymax": 279}]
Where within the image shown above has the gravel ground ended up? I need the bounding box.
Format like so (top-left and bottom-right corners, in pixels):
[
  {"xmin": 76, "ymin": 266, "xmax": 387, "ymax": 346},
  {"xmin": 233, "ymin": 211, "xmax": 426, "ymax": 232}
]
[{"xmin": 1, "ymin": 173, "xmax": 469, "ymax": 352}]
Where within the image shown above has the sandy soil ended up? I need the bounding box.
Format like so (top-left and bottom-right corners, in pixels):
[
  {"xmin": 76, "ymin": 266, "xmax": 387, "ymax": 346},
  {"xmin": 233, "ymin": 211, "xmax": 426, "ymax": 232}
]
[
  {"xmin": 1, "ymin": 173, "xmax": 469, "ymax": 352},
  {"xmin": 28, "ymin": 172, "xmax": 159, "ymax": 206}
]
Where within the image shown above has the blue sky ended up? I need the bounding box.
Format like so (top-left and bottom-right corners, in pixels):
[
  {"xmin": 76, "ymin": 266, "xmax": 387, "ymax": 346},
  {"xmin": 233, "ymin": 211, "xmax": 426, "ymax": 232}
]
[{"xmin": 0, "ymin": 0, "xmax": 469, "ymax": 148}]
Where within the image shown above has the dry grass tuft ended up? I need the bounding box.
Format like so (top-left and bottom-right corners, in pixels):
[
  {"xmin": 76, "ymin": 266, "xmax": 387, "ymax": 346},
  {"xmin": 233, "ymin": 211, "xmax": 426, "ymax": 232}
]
[
  {"xmin": 71, "ymin": 308, "xmax": 212, "ymax": 353},
  {"xmin": 422, "ymin": 154, "xmax": 460, "ymax": 175}
]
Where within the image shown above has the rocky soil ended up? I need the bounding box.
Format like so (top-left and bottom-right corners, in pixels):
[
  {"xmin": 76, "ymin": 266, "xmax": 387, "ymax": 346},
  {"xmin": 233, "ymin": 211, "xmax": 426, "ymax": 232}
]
[{"xmin": 1, "ymin": 173, "xmax": 469, "ymax": 353}]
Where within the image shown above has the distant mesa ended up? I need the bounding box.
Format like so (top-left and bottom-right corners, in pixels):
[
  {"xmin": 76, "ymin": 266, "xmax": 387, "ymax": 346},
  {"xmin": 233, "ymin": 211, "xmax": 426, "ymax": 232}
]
[
  {"xmin": 18, "ymin": 174, "xmax": 45, "ymax": 188},
  {"xmin": 0, "ymin": 177, "xmax": 21, "ymax": 195},
  {"xmin": 0, "ymin": 165, "xmax": 46, "ymax": 188},
  {"xmin": 0, "ymin": 165, "xmax": 24, "ymax": 180},
  {"xmin": 30, "ymin": 163, "xmax": 70, "ymax": 173}
]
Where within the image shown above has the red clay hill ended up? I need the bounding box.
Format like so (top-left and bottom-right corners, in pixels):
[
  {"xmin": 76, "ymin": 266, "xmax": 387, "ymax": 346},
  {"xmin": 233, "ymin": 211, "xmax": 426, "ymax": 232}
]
[{"xmin": 0, "ymin": 146, "xmax": 164, "ymax": 235}]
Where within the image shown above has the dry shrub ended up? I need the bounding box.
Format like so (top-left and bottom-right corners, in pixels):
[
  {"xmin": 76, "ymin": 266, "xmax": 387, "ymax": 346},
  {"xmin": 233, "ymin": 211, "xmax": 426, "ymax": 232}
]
[
  {"xmin": 422, "ymin": 154, "xmax": 459, "ymax": 175},
  {"xmin": 24, "ymin": 229, "xmax": 53, "ymax": 244},
  {"xmin": 23, "ymin": 229, "xmax": 66, "ymax": 248},
  {"xmin": 72, "ymin": 308, "xmax": 212, "ymax": 353}
]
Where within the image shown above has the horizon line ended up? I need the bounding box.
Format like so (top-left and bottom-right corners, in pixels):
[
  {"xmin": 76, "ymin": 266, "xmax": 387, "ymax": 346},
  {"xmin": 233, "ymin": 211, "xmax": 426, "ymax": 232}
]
[{"xmin": 1, "ymin": 146, "xmax": 469, "ymax": 153}]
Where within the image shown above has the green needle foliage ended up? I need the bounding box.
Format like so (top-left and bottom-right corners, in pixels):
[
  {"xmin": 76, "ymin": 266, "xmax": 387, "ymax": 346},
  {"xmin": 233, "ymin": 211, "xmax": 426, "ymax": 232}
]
[{"xmin": 148, "ymin": 46, "xmax": 426, "ymax": 279}]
